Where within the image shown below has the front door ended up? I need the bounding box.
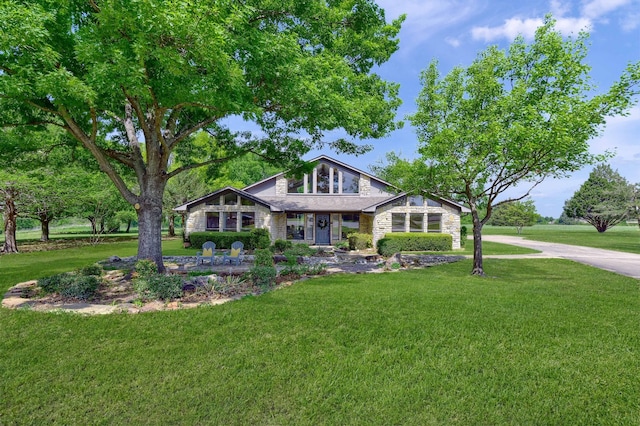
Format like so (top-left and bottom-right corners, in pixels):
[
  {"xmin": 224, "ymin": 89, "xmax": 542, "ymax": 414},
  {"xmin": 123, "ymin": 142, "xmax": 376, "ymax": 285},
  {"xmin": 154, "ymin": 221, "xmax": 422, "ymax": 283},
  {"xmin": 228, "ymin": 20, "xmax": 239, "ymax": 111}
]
[{"xmin": 315, "ymin": 214, "xmax": 331, "ymax": 244}]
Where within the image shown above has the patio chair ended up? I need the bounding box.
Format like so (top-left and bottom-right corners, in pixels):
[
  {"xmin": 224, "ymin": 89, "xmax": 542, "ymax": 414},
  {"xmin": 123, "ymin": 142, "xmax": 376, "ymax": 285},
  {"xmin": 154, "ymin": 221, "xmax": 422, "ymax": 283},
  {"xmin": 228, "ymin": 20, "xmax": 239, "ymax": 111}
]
[
  {"xmin": 196, "ymin": 241, "xmax": 216, "ymax": 265},
  {"xmin": 222, "ymin": 241, "xmax": 244, "ymax": 265}
]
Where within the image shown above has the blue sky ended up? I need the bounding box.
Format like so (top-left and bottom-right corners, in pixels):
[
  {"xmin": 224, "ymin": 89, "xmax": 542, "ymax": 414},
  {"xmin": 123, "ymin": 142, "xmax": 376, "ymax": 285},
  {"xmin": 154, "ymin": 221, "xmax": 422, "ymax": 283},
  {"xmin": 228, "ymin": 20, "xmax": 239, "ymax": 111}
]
[{"xmin": 307, "ymin": 0, "xmax": 640, "ymax": 218}]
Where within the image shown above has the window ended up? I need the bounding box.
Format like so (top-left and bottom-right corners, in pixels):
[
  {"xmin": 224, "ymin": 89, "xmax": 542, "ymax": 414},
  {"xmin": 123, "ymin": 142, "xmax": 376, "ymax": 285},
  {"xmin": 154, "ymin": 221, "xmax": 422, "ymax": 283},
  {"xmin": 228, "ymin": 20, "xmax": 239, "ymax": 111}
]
[
  {"xmin": 241, "ymin": 197, "xmax": 255, "ymax": 206},
  {"xmin": 306, "ymin": 214, "xmax": 314, "ymax": 241},
  {"xmin": 410, "ymin": 214, "xmax": 424, "ymax": 232},
  {"xmin": 392, "ymin": 213, "xmax": 405, "ymax": 232},
  {"xmin": 341, "ymin": 214, "xmax": 360, "ymax": 238},
  {"xmin": 409, "ymin": 195, "xmax": 424, "ymax": 206},
  {"xmin": 224, "ymin": 212, "xmax": 237, "ymax": 231},
  {"xmin": 427, "ymin": 198, "xmax": 442, "ymax": 207},
  {"xmin": 316, "ymin": 163, "xmax": 330, "ymax": 193},
  {"xmin": 286, "ymin": 213, "xmax": 305, "ymax": 240},
  {"xmin": 342, "ymin": 170, "xmax": 359, "ymax": 194},
  {"xmin": 333, "ymin": 169, "xmax": 340, "ymax": 193},
  {"xmin": 241, "ymin": 212, "xmax": 255, "ymax": 231},
  {"xmin": 224, "ymin": 193, "xmax": 237, "ymax": 205},
  {"xmin": 206, "ymin": 212, "xmax": 219, "ymax": 231},
  {"xmin": 332, "ymin": 214, "xmax": 341, "ymax": 241},
  {"xmin": 288, "ymin": 177, "xmax": 305, "ymax": 194},
  {"xmin": 392, "ymin": 197, "xmax": 406, "ymax": 207},
  {"xmin": 205, "ymin": 196, "xmax": 220, "ymax": 206},
  {"xmin": 427, "ymin": 214, "xmax": 442, "ymax": 232}
]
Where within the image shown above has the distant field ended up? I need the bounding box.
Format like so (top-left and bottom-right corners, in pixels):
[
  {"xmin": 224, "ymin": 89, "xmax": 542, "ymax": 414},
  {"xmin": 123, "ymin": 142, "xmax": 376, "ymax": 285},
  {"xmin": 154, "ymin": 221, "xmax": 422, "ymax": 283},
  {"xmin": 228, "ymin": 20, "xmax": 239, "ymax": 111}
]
[{"xmin": 482, "ymin": 224, "xmax": 640, "ymax": 254}]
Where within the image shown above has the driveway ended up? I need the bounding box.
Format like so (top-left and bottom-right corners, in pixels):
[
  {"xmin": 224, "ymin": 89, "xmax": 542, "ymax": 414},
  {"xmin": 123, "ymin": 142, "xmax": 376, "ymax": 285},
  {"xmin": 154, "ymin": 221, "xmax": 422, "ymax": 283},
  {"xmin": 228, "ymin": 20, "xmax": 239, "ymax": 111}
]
[{"xmin": 481, "ymin": 235, "xmax": 640, "ymax": 279}]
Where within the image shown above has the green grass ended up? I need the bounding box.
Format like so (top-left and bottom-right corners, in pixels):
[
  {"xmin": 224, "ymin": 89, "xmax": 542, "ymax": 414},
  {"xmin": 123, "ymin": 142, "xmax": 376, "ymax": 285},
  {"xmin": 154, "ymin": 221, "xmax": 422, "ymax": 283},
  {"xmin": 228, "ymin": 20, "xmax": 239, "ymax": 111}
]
[
  {"xmin": 421, "ymin": 240, "xmax": 540, "ymax": 255},
  {"xmin": 1, "ymin": 242, "xmax": 638, "ymax": 424},
  {"xmin": 483, "ymin": 224, "xmax": 640, "ymax": 254}
]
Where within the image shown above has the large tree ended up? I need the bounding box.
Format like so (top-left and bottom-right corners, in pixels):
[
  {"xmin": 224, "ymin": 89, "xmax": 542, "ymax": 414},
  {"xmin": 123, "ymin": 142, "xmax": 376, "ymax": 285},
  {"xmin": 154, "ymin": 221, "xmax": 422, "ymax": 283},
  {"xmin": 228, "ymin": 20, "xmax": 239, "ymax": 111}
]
[
  {"xmin": 563, "ymin": 164, "xmax": 634, "ymax": 232},
  {"xmin": 0, "ymin": 1, "xmax": 403, "ymax": 271},
  {"xmin": 374, "ymin": 17, "xmax": 639, "ymax": 275}
]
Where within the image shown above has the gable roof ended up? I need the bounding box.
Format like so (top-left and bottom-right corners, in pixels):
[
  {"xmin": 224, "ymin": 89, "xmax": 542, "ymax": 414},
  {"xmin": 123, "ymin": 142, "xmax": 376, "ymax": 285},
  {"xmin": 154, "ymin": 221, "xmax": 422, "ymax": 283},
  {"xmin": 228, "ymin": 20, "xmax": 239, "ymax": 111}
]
[
  {"xmin": 241, "ymin": 154, "xmax": 396, "ymax": 193},
  {"xmin": 174, "ymin": 186, "xmax": 281, "ymax": 212}
]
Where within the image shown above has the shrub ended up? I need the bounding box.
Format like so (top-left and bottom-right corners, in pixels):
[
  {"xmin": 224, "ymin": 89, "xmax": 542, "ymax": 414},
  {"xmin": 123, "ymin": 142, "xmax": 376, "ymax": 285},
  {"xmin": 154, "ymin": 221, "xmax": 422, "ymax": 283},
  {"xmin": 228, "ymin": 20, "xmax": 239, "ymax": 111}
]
[
  {"xmin": 377, "ymin": 233, "xmax": 452, "ymax": 256},
  {"xmin": 248, "ymin": 266, "xmax": 277, "ymax": 290},
  {"xmin": 249, "ymin": 228, "xmax": 271, "ymax": 250},
  {"xmin": 348, "ymin": 233, "xmax": 372, "ymax": 250},
  {"xmin": 285, "ymin": 243, "xmax": 315, "ymax": 257},
  {"xmin": 135, "ymin": 259, "xmax": 157, "ymax": 279},
  {"xmin": 59, "ymin": 275, "xmax": 101, "ymax": 300},
  {"xmin": 460, "ymin": 226, "xmax": 467, "ymax": 247},
  {"xmin": 272, "ymin": 239, "xmax": 293, "ymax": 253},
  {"xmin": 79, "ymin": 264, "xmax": 103, "ymax": 276},
  {"xmin": 146, "ymin": 275, "xmax": 183, "ymax": 301},
  {"xmin": 334, "ymin": 241, "xmax": 349, "ymax": 251},
  {"xmin": 189, "ymin": 232, "xmax": 252, "ymax": 250},
  {"xmin": 38, "ymin": 273, "xmax": 72, "ymax": 294},
  {"xmin": 254, "ymin": 248, "xmax": 274, "ymax": 267}
]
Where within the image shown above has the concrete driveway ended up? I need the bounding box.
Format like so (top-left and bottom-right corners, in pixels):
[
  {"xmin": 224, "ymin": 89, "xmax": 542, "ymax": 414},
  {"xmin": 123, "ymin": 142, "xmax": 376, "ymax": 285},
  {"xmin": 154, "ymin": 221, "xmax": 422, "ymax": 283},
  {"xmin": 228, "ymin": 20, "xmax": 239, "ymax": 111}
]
[{"xmin": 481, "ymin": 235, "xmax": 640, "ymax": 279}]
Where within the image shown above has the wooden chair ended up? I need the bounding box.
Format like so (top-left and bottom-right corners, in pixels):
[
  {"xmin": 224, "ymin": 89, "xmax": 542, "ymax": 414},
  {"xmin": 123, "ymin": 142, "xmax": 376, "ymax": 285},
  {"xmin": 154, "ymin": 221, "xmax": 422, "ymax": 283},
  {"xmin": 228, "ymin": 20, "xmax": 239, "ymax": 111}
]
[
  {"xmin": 196, "ymin": 241, "xmax": 216, "ymax": 265},
  {"xmin": 222, "ymin": 241, "xmax": 244, "ymax": 265}
]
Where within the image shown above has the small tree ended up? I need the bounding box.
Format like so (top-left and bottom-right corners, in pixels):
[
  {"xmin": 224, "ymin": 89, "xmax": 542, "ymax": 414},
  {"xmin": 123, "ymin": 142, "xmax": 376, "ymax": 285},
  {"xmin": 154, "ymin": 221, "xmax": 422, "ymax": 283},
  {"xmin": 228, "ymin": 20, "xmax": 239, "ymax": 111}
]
[
  {"xmin": 563, "ymin": 164, "xmax": 634, "ymax": 232},
  {"xmin": 489, "ymin": 199, "xmax": 538, "ymax": 234}
]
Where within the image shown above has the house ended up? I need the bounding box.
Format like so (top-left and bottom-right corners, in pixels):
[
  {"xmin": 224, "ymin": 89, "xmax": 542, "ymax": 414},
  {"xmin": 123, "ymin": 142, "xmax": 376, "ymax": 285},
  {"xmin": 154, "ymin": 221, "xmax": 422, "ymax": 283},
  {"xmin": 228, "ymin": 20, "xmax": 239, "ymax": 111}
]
[{"xmin": 175, "ymin": 155, "xmax": 469, "ymax": 249}]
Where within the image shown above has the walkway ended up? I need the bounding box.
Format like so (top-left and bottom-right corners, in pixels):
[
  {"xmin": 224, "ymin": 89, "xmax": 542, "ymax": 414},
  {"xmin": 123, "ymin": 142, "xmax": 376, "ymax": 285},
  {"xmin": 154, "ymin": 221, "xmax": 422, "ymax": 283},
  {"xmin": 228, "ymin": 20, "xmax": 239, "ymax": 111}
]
[{"xmin": 481, "ymin": 235, "xmax": 640, "ymax": 279}]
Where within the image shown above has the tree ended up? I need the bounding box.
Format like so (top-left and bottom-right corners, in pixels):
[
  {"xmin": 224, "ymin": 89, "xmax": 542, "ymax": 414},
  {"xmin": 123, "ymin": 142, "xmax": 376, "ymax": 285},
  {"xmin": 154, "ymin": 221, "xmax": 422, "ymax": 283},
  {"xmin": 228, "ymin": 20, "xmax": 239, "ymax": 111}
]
[
  {"xmin": 563, "ymin": 164, "xmax": 634, "ymax": 232},
  {"xmin": 374, "ymin": 17, "xmax": 639, "ymax": 275},
  {"xmin": 488, "ymin": 199, "xmax": 538, "ymax": 234},
  {"xmin": 0, "ymin": 1, "xmax": 403, "ymax": 271}
]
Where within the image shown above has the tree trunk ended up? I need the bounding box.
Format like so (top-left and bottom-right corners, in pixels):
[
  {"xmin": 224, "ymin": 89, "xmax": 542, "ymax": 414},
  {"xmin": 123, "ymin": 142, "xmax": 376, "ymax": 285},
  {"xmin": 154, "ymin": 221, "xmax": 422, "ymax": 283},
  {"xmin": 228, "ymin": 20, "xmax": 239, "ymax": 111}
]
[
  {"xmin": 167, "ymin": 213, "xmax": 176, "ymax": 237},
  {"xmin": 126, "ymin": 219, "xmax": 131, "ymax": 233},
  {"xmin": 2, "ymin": 188, "xmax": 19, "ymax": 253},
  {"xmin": 40, "ymin": 217, "xmax": 50, "ymax": 242},
  {"xmin": 136, "ymin": 180, "xmax": 167, "ymax": 272},
  {"xmin": 88, "ymin": 216, "xmax": 98, "ymax": 234},
  {"xmin": 470, "ymin": 207, "xmax": 485, "ymax": 276}
]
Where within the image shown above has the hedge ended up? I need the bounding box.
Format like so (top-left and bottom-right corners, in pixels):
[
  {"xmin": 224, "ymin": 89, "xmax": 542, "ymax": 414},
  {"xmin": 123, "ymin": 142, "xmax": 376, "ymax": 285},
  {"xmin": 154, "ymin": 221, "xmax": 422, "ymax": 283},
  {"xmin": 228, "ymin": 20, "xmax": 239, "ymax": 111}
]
[
  {"xmin": 348, "ymin": 233, "xmax": 372, "ymax": 250},
  {"xmin": 377, "ymin": 233, "xmax": 452, "ymax": 256},
  {"xmin": 188, "ymin": 228, "xmax": 272, "ymax": 250}
]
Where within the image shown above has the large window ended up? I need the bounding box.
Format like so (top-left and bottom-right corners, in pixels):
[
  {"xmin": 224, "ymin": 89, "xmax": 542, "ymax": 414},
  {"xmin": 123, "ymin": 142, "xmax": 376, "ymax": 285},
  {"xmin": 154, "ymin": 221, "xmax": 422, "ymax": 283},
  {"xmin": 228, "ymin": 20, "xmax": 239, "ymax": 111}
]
[
  {"xmin": 341, "ymin": 214, "xmax": 360, "ymax": 238},
  {"xmin": 410, "ymin": 214, "xmax": 424, "ymax": 232},
  {"xmin": 241, "ymin": 212, "xmax": 255, "ymax": 231},
  {"xmin": 224, "ymin": 212, "xmax": 238, "ymax": 231},
  {"xmin": 306, "ymin": 214, "xmax": 315, "ymax": 241},
  {"xmin": 342, "ymin": 170, "xmax": 359, "ymax": 194},
  {"xmin": 206, "ymin": 212, "xmax": 219, "ymax": 231},
  {"xmin": 392, "ymin": 213, "xmax": 405, "ymax": 232},
  {"xmin": 317, "ymin": 163, "xmax": 331, "ymax": 193},
  {"xmin": 409, "ymin": 195, "xmax": 424, "ymax": 206},
  {"xmin": 427, "ymin": 198, "xmax": 442, "ymax": 207},
  {"xmin": 224, "ymin": 193, "xmax": 237, "ymax": 206},
  {"xmin": 392, "ymin": 197, "xmax": 406, "ymax": 207},
  {"xmin": 286, "ymin": 213, "xmax": 305, "ymax": 240},
  {"xmin": 428, "ymin": 214, "xmax": 442, "ymax": 232}
]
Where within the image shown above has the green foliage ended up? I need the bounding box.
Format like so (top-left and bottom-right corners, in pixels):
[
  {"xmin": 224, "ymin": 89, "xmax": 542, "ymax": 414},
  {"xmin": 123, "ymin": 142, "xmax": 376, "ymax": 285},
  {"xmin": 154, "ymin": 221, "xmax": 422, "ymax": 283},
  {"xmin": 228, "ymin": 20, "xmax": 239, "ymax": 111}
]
[
  {"xmin": 334, "ymin": 240, "xmax": 350, "ymax": 251},
  {"xmin": 253, "ymin": 248, "xmax": 274, "ymax": 267},
  {"xmin": 248, "ymin": 266, "xmax": 277, "ymax": 290},
  {"xmin": 249, "ymin": 228, "xmax": 271, "ymax": 250},
  {"xmin": 347, "ymin": 233, "xmax": 372, "ymax": 250},
  {"xmin": 488, "ymin": 199, "xmax": 538, "ymax": 234},
  {"xmin": 283, "ymin": 244, "xmax": 315, "ymax": 263},
  {"xmin": 37, "ymin": 272, "xmax": 100, "ymax": 300},
  {"xmin": 135, "ymin": 259, "xmax": 158, "ymax": 279},
  {"xmin": 460, "ymin": 226, "xmax": 467, "ymax": 247},
  {"xmin": 563, "ymin": 164, "xmax": 634, "ymax": 232},
  {"xmin": 272, "ymin": 239, "xmax": 293, "ymax": 253},
  {"xmin": 377, "ymin": 233, "xmax": 452, "ymax": 256},
  {"xmin": 78, "ymin": 264, "xmax": 103, "ymax": 277},
  {"xmin": 188, "ymin": 232, "xmax": 251, "ymax": 250},
  {"xmin": 59, "ymin": 275, "xmax": 101, "ymax": 300}
]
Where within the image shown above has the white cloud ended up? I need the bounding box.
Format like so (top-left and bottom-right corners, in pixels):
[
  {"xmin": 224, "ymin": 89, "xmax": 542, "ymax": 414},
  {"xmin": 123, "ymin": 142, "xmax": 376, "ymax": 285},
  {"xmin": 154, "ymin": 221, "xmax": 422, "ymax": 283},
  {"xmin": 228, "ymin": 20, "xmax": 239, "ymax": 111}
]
[
  {"xmin": 471, "ymin": 16, "xmax": 591, "ymax": 42},
  {"xmin": 445, "ymin": 37, "xmax": 461, "ymax": 47},
  {"xmin": 581, "ymin": 0, "xmax": 632, "ymax": 20}
]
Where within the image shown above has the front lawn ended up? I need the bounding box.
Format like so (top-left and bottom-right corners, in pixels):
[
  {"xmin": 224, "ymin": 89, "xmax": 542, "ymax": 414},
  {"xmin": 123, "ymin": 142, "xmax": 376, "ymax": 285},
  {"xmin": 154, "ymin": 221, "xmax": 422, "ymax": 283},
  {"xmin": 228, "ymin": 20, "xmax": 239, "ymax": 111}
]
[{"xmin": 1, "ymin": 243, "xmax": 638, "ymax": 424}]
